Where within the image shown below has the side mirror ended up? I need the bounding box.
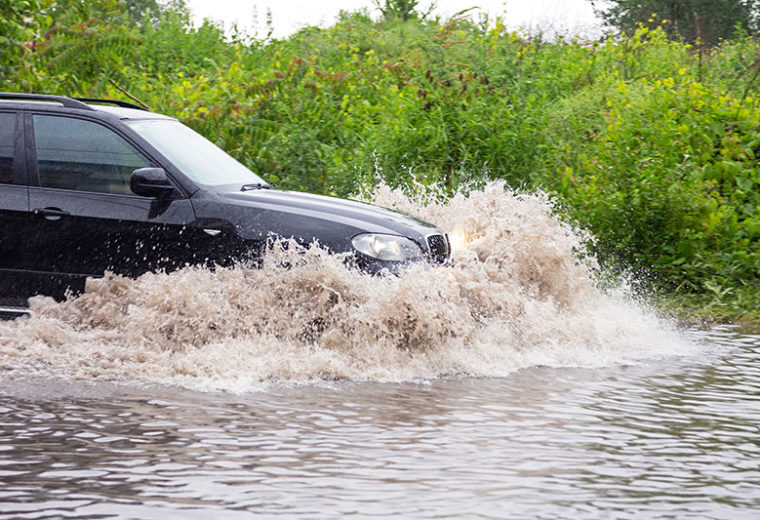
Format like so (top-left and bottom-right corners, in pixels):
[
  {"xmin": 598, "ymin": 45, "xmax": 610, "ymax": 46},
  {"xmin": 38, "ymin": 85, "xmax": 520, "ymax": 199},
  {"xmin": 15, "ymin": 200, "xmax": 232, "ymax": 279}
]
[{"xmin": 130, "ymin": 167, "xmax": 177, "ymax": 198}]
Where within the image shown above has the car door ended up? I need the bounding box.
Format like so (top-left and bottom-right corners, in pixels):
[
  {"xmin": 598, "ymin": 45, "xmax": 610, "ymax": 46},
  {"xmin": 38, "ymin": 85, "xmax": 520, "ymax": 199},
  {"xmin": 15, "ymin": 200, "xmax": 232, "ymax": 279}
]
[
  {"xmin": 25, "ymin": 112, "xmax": 202, "ymax": 300},
  {"xmin": 0, "ymin": 110, "xmax": 32, "ymax": 306}
]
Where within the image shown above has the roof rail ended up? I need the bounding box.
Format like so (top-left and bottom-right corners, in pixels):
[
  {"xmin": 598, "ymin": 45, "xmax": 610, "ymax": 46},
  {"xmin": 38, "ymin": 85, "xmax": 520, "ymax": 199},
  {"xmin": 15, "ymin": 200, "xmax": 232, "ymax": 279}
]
[
  {"xmin": 75, "ymin": 98, "xmax": 148, "ymax": 111},
  {"xmin": 0, "ymin": 92, "xmax": 93, "ymax": 110}
]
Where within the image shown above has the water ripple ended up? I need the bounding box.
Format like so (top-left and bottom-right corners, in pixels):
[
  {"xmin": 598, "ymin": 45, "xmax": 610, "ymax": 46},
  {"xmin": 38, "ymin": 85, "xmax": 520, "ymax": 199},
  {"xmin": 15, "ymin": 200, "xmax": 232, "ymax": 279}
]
[{"xmin": 1, "ymin": 326, "xmax": 759, "ymax": 519}]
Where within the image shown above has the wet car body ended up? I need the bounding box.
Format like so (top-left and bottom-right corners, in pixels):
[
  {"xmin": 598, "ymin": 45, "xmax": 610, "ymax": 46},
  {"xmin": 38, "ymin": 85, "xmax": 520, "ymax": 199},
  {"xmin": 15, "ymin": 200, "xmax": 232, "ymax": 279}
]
[{"xmin": 0, "ymin": 93, "xmax": 449, "ymax": 315}]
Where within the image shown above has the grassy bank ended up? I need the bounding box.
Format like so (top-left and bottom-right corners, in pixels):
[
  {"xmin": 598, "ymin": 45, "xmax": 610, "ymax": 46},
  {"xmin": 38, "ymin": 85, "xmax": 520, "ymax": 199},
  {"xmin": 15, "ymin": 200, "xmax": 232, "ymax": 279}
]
[{"xmin": 4, "ymin": 2, "xmax": 759, "ymax": 321}]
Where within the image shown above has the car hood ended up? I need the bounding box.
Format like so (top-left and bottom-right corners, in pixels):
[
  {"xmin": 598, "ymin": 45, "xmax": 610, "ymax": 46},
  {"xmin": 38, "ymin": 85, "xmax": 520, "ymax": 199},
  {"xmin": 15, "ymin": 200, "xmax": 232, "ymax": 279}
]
[{"xmin": 192, "ymin": 188, "xmax": 441, "ymax": 253}]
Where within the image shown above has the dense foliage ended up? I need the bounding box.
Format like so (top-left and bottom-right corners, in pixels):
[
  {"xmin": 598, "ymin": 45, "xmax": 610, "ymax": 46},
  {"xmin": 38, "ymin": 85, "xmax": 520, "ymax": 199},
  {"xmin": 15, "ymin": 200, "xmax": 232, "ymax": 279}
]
[
  {"xmin": 3, "ymin": 1, "xmax": 760, "ymax": 320},
  {"xmin": 591, "ymin": 0, "xmax": 760, "ymax": 45}
]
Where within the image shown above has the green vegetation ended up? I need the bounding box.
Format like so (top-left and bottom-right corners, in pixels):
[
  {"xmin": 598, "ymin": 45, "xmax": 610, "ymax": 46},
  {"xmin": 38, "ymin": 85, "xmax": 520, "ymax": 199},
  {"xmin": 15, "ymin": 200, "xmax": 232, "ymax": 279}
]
[
  {"xmin": 3, "ymin": 1, "xmax": 760, "ymax": 322},
  {"xmin": 592, "ymin": 0, "xmax": 760, "ymax": 45}
]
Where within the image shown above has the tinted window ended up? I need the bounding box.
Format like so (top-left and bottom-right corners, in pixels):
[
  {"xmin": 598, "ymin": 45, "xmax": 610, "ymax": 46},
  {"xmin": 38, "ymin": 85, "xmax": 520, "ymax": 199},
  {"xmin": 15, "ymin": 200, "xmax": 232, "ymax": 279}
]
[
  {"xmin": 33, "ymin": 115, "xmax": 150, "ymax": 194},
  {"xmin": 0, "ymin": 112, "xmax": 15, "ymax": 184}
]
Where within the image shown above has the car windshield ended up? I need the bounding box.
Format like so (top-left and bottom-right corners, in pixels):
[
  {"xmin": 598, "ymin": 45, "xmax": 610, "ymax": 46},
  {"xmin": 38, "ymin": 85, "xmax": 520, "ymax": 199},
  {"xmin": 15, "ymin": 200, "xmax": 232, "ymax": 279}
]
[{"xmin": 127, "ymin": 119, "xmax": 265, "ymax": 186}]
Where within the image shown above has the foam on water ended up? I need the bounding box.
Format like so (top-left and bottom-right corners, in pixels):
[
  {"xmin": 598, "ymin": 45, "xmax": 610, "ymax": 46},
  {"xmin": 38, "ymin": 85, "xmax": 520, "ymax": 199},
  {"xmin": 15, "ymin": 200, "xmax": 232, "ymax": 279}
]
[{"xmin": 0, "ymin": 182, "xmax": 692, "ymax": 392}]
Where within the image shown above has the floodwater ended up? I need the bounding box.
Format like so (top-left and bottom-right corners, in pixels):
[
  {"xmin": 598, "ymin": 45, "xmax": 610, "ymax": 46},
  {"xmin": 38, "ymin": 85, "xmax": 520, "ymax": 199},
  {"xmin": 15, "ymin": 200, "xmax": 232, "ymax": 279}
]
[
  {"xmin": 1, "ymin": 327, "xmax": 759, "ymax": 519},
  {"xmin": 1, "ymin": 184, "xmax": 758, "ymax": 518}
]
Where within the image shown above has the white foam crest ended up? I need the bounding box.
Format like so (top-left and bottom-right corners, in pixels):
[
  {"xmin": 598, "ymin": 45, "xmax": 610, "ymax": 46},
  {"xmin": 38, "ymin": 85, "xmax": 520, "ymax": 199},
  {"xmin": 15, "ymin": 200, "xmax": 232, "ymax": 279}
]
[{"xmin": 0, "ymin": 182, "xmax": 692, "ymax": 392}]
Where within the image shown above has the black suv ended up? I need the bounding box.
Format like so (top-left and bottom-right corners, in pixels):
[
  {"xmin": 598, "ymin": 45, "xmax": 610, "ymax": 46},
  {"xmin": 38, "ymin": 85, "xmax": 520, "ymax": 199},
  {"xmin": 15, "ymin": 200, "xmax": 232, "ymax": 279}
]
[{"xmin": 0, "ymin": 93, "xmax": 449, "ymax": 315}]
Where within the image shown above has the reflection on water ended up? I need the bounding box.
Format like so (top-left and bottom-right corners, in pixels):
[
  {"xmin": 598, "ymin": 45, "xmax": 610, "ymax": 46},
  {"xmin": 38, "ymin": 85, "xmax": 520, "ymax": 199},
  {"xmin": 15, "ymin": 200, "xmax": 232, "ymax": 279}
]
[{"xmin": 1, "ymin": 326, "xmax": 758, "ymax": 519}]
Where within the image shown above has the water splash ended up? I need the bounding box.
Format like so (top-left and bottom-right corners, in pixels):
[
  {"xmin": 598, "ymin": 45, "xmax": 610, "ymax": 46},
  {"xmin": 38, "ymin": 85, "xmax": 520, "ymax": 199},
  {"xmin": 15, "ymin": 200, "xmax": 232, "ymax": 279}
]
[{"xmin": 0, "ymin": 182, "xmax": 691, "ymax": 392}]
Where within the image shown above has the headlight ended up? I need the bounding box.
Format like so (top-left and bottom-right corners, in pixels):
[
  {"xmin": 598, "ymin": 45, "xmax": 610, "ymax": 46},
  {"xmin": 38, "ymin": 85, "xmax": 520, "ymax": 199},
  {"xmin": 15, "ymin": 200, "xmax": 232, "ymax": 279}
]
[
  {"xmin": 447, "ymin": 226, "xmax": 471, "ymax": 254},
  {"xmin": 351, "ymin": 233, "xmax": 423, "ymax": 262}
]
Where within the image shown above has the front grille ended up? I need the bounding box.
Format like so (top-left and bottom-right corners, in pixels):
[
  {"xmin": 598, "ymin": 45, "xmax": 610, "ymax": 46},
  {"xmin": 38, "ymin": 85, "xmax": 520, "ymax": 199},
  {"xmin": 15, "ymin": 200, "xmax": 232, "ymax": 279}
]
[{"xmin": 426, "ymin": 234, "xmax": 450, "ymax": 264}]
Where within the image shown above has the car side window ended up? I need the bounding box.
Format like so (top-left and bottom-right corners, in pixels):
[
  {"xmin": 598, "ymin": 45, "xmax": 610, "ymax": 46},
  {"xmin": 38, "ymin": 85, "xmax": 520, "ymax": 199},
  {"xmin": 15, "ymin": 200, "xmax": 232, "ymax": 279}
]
[
  {"xmin": 32, "ymin": 114, "xmax": 150, "ymax": 195},
  {"xmin": 0, "ymin": 112, "xmax": 15, "ymax": 184}
]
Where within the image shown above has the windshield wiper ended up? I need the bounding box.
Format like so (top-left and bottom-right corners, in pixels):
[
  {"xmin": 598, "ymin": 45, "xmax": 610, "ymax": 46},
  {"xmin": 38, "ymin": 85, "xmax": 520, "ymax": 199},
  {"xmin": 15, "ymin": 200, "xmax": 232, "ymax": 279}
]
[{"xmin": 241, "ymin": 182, "xmax": 274, "ymax": 191}]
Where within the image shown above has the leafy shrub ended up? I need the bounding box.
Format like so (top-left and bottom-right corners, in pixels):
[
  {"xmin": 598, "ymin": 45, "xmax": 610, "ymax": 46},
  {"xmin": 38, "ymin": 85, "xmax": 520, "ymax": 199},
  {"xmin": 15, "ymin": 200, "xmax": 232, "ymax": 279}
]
[{"xmin": 6, "ymin": 5, "xmax": 760, "ymax": 317}]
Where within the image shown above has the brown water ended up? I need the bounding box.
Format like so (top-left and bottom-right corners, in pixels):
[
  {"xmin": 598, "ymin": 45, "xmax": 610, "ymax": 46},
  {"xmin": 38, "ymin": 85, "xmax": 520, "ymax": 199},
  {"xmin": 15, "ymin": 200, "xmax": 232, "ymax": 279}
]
[
  {"xmin": 0, "ymin": 183, "xmax": 757, "ymax": 518},
  {"xmin": 1, "ymin": 328, "xmax": 759, "ymax": 519}
]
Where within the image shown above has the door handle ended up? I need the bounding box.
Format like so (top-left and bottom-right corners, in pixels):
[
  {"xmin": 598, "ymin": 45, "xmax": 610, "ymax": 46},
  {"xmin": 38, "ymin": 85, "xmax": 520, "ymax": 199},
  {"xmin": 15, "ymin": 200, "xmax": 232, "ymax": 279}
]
[{"xmin": 33, "ymin": 207, "xmax": 70, "ymax": 221}]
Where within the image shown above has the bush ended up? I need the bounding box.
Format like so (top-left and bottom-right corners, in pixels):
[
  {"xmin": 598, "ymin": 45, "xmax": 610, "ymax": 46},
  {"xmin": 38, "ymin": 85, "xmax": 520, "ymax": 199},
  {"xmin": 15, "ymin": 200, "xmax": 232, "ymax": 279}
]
[{"xmin": 6, "ymin": 6, "xmax": 760, "ymax": 318}]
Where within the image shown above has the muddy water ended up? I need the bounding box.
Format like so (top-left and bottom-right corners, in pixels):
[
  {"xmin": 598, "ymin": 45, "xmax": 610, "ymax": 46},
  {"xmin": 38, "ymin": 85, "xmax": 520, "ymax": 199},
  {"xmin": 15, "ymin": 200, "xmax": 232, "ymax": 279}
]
[
  {"xmin": 0, "ymin": 184, "xmax": 758, "ymax": 518},
  {"xmin": 1, "ymin": 327, "xmax": 758, "ymax": 519}
]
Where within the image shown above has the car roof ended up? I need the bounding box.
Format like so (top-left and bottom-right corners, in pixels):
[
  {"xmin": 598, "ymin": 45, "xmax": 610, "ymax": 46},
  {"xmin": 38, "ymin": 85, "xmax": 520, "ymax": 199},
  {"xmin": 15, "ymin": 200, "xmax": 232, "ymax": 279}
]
[
  {"xmin": 0, "ymin": 93, "xmax": 175, "ymax": 121},
  {"xmin": 90, "ymin": 104, "xmax": 174, "ymax": 121}
]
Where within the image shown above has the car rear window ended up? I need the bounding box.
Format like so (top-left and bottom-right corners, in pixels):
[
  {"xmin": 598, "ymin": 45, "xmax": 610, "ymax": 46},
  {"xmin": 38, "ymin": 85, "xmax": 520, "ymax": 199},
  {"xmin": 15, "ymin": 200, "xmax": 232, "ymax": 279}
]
[{"xmin": 0, "ymin": 112, "xmax": 15, "ymax": 184}]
